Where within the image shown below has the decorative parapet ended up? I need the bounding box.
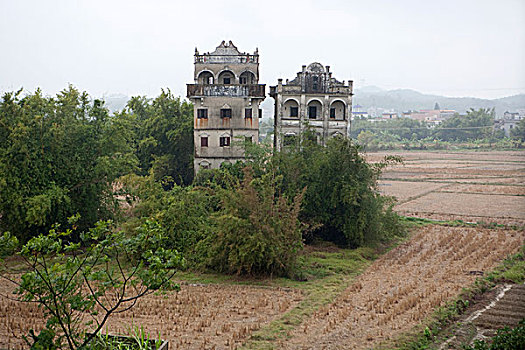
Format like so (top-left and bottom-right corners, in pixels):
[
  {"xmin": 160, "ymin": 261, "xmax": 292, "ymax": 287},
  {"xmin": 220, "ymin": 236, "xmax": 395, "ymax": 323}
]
[{"xmin": 195, "ymin": 54, "xmax": 259, "ymax": 64}]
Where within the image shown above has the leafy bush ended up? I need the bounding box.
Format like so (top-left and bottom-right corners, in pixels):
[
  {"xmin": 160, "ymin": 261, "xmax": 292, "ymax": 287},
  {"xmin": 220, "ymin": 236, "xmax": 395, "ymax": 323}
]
[
  {"xmin": 0, "ymin": 231, "xmax": 18, "ymax": 258},
  {"xmin": 463, "ymin": 319, "xmax": 525, "ymax": 350},
  {"xmin": 0, "ymin": 217, "xmax": 183, "ymax": 350},
  {"xmin": 276, "ymin": 136, "xmax": 404, "ymax": 247},
  {"xmin": 200, "ymin": 168, "xmax": 304, "ymax": 276}
]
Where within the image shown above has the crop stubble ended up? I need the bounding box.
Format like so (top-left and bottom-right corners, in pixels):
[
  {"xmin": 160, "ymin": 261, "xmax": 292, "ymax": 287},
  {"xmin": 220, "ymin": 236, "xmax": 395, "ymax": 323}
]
[{"xmin": 283, "ymin": 226, "xmax": 524, "ymax": 349}]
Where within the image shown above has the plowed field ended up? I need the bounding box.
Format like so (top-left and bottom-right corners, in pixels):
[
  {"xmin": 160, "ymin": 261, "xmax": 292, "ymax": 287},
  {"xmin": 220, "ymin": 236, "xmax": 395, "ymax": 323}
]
[{"xmin": 372, "ymin": 150, "xmax": 525, "ymax": 225}]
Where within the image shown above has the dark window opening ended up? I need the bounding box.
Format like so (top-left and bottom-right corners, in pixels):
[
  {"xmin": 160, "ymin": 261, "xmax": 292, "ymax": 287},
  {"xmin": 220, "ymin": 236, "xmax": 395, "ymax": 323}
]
[
  {"xmin": 239, "ymin": 76, "xmax": 247, "ymax": 84},
  {"xmin": 330, "ymin": 108, "xmax": 336, "ymax": 119},
  {"xmin": 308, "ymin": 106, "xmax": 317, "ymax": 119},
  {"xmin": 259, "ymin": 109, "xmax": 263, "ymax": 119},
  {"xmin": 197, "ymin": 109, "xmax": 208, "ymax": 119},
  {"xmin": 290, "ymin": 107, "xmax": 298, "ymax": 117},
  {"xmin": 220, "ymin": 136, "xmax": 231, "ymax": 147},
  {"xmin": 220, "ymin": 109, "xmax": 232, "ymax": 118},
  {"xmin": 283, "ymin": 134, "xmax": 297, "ymax": 146},
  {"xmin": 223, "ymin": 77, "xmax": 231, "ymax": 85},
  {"xmin": 312, "ymin": 76, "xmax": 319, "ymax": 90},
  {"xmin": 200, "ymin": 136, "xmax": 208, "ymax": 147},
  {"xmin": 245, "ymin": 136, "xmax": 252, "ymax": 143},
  {"xmin": 245, "ymin": 108, "xmax": 252, "ymax": 118}
]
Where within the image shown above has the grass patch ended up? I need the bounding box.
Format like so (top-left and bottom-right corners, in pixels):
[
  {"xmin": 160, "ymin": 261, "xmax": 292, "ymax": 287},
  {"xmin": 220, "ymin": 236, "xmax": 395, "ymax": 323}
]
[{"xmin": 239, "ymin": 245, "xmax": 379, "ymax": 349}]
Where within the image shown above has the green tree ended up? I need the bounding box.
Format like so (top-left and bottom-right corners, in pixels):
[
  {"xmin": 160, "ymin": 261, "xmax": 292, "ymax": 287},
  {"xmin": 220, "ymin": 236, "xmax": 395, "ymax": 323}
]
[
  {"xmin": 435, "ymin": 108, "xmax": 495, "ymax": 141},
  {"xmin": 0, "ymin": 87, "xmax": 137, "ymax": 241},
  {"xmin": 200, "ymin": 168, "xmax": 304, "ymax": 276},
  {"xmin": 511, "ymin": 118, "xmax": 525, "ymax": 142},
  {"xmin": 127, "ymin": 89, "xmax": 194, "ymax": 186},
  {"xmin": 0, "ymin": 217, "xmax": 183, "ymax": 349},
  {"xmin": 294, "ymin": 137, "xmax": 401, "ymax": 246}
]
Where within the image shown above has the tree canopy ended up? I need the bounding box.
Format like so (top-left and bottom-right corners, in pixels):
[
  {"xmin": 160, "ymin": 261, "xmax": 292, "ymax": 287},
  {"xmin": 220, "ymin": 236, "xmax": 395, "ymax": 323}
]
[{"xmin": 0, "ymin": 87, "xmax": 136, "ymax": 241}]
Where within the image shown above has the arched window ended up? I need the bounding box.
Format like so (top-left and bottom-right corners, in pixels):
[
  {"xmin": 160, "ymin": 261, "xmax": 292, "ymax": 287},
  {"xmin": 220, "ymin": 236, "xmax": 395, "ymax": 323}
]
[
  {"xmin": 239, "ymin": 71, "xmax": 256, "ymax": 84},
  {"xmin": 218, "ymin": 70, "xmax": 235, "ymax": 85},
  {"xmin": 329, "ymin": 100, "xmax": 346, "ymax": 120},
  {"xmin": 307, "ymin": 100, "xmax": 322, "ymax": 119},
  {"xmin": 284, "ymin": 99, "xmax": 299, "ymax": 118},
  {"xmin": 197, "ymin": 71, "xmax": 214, "ymax": 85}
]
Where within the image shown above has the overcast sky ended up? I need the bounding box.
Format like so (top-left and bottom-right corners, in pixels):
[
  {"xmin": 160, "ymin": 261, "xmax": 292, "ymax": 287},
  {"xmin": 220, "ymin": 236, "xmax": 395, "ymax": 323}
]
[{"xmin": 1, "ymin": 0, "xmax": 524, "ymax": 100}]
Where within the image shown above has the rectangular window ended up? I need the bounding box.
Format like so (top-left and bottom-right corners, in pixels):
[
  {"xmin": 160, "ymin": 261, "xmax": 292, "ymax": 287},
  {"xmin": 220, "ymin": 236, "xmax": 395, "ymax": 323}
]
[
  {"xmin": 220, "ymin": 109, "xmax": 232, "ymax": 118},
  {"xmin": 290, "ymin": 107, "xmax": 298, "ymax": 117},
  {"xmin": 330, "ymin": 108, "xmax": 336, "ymax": 119},
  {"xmin": 259, "ymin": 109, "xmax": 263, "ymax": 119},
  {"xmin": 197, "ymin": 109, "xmax": 208, "ymax": 119},
  {"xmin": 283, "ymin": 134, "xmax": 296, "ymax": 146},
  {"xmin": 239, "ymin": 76, "xmax": 247, "ymax": 84},
  {"xmin": 223, "ymin": 77, "xmax": 231, "ymax": 85},
  {"xmin": 308, "ymin": 106, "xmax": 317, "ymax": 119},
  {"xmin": 245, "ymin": 108, "xmax": 252, "ymax": 119},
  {"xmin": 220, "ymin": 136, "xmax": 231, "ymax": 147},
  {"xmin": 200, "ymin": 136, "xmax": 208, "ymax": 147}
]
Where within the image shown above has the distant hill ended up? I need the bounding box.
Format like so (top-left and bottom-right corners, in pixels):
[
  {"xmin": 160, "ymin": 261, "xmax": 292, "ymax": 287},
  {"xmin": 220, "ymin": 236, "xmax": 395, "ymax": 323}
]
[
  {"xmin": 353, "ymin": 86, "xmax": 525, "ymax": 117},
  {"xmin": 100, "ymin": 88, "xmax": 525, "ymax": 118}
]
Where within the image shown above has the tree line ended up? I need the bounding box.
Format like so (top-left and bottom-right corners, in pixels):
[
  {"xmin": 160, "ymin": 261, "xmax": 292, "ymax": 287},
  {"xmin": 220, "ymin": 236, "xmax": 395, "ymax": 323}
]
[{"xmin": 351, "ymin": 108, "xmax": 525, "ymax": 150}]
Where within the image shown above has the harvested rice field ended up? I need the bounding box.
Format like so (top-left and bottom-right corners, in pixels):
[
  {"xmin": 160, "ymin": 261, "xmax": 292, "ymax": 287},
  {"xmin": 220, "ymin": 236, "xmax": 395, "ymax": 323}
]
[
  {"xmin": 0, "ymin": 281, "xmax": 303, "ymax": 349},
  {"xmin": 282, "ymin": 226, "xmax": 524, "ymax": 350},
  {"xmin": 372, "ymin": 150, "xmax": 525, "ymax": 225}
]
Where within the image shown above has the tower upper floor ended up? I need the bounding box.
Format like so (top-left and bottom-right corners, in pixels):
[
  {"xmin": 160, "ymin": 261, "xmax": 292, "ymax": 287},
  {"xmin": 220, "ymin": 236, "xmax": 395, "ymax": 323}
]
[
  {"xmin": 187, "ymin": 40, "xmax": 265, "ymax": 98},
  {"xmin": 269, "ymin": 62, "xmax": 353, "ymax": 97}
]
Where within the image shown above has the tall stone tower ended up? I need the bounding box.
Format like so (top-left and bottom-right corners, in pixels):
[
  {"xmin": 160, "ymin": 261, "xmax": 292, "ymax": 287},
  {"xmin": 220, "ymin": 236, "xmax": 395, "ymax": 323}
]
[
  {"xmin": 187, "ymin": 40, "xmax": 266, "ymax": 173},
  {"xmin": 269, "ymin": 63, "xmax": 353, "ymax": 150}
]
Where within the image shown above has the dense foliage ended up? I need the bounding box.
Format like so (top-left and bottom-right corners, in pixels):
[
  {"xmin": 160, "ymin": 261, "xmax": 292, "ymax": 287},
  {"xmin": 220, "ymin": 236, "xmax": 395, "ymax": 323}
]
[
  {"xmin": 274, "ymin": 134, "xmax": 402, "ymax": 247},
  {"xmin": 201, "ymin": 168, "xmax": 304, "ymax": 276},
  {"xmin": 127, "ymin": 90, "xmax": 194, "ymax": 186},
  {"xmin": 0, "ymin": 87, "xmax": 136, "ymax": 241},
  {"xmin": 511, "ymin": 118, "xmax": 525, "ymax": 142},
  {"xmin": 435, "ymin": 108, "xmax": 495, "ymax": 141},
  {"xmin": 0, "ymin": 87, "xmax": 194, "ymax": 243}
]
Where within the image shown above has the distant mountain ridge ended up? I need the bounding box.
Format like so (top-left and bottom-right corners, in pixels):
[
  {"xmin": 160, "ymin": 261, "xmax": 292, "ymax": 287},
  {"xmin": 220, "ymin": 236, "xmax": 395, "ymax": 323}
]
[
  {"xmin": 353, "ymin": 86, "xmax": 525, "ymax": 116},
  {"xmin": 101, "ymin": 88, "xmax": 525, "ymax": 118}
]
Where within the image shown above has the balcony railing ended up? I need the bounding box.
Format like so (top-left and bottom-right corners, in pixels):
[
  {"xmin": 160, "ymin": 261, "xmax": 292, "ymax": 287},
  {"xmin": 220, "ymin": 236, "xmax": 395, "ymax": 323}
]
[{"xmin": 187, "ymin": 84, "xmax": 266, "ymax": 98}]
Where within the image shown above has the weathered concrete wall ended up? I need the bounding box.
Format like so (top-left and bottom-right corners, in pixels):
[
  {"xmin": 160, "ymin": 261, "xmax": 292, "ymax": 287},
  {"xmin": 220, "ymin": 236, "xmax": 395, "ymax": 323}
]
[
  {"xmin": 188, "ymin": 41, "xmax": 265, "ymax": 174},
  {"xmin": 270, "ymin": 62, "xmax": 353, "ymax": 150}
]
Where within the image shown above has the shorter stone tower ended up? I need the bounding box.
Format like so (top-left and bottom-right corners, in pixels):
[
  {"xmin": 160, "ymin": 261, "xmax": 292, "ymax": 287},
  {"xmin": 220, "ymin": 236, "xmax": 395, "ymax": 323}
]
[
  {"xmin": 187, "ymin": 40, "xmax": 266, "ymax": 173},
  {"xmin": 269, "ymin": 63, "xmax": 353, "ymax": 150}
]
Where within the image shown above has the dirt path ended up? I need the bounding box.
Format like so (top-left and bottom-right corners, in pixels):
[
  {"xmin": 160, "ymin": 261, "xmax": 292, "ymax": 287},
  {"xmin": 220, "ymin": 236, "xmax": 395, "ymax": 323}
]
[{"xmin": 282, "ymin": 225, "xmax": 524, "ymax": 350}]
